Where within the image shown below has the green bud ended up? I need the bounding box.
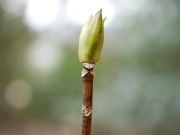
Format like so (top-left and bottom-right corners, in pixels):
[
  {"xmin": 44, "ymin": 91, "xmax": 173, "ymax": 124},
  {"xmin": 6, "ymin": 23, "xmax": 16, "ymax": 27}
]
[{"xmin": 78, "ymin": 9, "xmax": 106, "ymax": 63}]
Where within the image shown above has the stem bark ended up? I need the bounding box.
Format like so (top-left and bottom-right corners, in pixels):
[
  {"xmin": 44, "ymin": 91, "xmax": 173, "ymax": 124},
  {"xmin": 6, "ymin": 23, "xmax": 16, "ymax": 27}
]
[{"xmin": 81, "ymin": 63, "xmax": 94, "ymax": 135}]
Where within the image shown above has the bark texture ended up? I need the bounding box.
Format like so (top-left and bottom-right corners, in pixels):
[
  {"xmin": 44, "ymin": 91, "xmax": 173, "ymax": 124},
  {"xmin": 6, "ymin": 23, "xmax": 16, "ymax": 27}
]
[{"xmin": 81, "ymin": 64, "xmax": 94, "ymax": 135}]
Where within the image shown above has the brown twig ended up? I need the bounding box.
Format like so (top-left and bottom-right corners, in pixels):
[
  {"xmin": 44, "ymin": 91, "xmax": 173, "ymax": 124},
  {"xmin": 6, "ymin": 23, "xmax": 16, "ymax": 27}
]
[{"xmin": 81, "ymin": 63, "xmax": 94, "ymax": 135}]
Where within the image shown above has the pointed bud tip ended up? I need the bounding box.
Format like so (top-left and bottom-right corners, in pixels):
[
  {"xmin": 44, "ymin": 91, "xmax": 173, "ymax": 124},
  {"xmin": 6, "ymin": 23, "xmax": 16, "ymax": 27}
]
[
  {"xmin": 98, "ymin": 8, "xmax": 102, "ymax": 13},
  {"xmin": 94, "ymin": 8, "xmax": 102, "ymax": 17}
]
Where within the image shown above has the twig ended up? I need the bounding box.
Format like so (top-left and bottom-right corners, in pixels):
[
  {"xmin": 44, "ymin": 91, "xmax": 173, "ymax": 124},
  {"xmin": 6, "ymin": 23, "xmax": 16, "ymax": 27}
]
[{"xmin": 81, "ymin": 62, "xmax": 95, "ymax": 135}]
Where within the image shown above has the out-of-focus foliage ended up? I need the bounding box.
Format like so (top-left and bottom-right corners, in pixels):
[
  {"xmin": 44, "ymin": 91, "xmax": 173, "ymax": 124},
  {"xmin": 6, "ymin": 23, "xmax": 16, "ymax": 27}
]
[
  {"xmin": 0, "ymin": 1, "xmax": 35, "ymax": 119},
  {"xmin": 0, "ymin": 0, "xmax": 180, "ymax": 135}
]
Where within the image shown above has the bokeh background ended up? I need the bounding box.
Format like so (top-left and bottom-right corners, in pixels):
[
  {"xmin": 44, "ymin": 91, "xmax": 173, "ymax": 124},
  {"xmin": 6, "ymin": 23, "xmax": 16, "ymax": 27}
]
[{"xmin": 0, "ymin": 0, "xmax": 180, "ymax": 134}]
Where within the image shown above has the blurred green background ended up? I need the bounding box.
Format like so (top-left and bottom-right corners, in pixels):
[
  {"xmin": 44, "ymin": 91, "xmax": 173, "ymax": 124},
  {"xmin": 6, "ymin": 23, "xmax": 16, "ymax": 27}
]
[{"xmin": 0, "ymin": 0, "xmax": 180, "ymax": 135}]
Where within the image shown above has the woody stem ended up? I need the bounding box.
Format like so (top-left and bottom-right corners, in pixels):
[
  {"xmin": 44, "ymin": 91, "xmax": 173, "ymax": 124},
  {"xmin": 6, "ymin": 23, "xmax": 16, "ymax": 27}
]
[{"xmin": 81, "ymin": 63, "xmax": 94, "ymax": 135}]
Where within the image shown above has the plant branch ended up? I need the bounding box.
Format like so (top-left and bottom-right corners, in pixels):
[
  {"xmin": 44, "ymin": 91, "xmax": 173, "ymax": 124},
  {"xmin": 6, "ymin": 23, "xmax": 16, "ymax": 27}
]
[{"xmin": 81, "ymin": 62, "xmax": 95, "ymax": 135}]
